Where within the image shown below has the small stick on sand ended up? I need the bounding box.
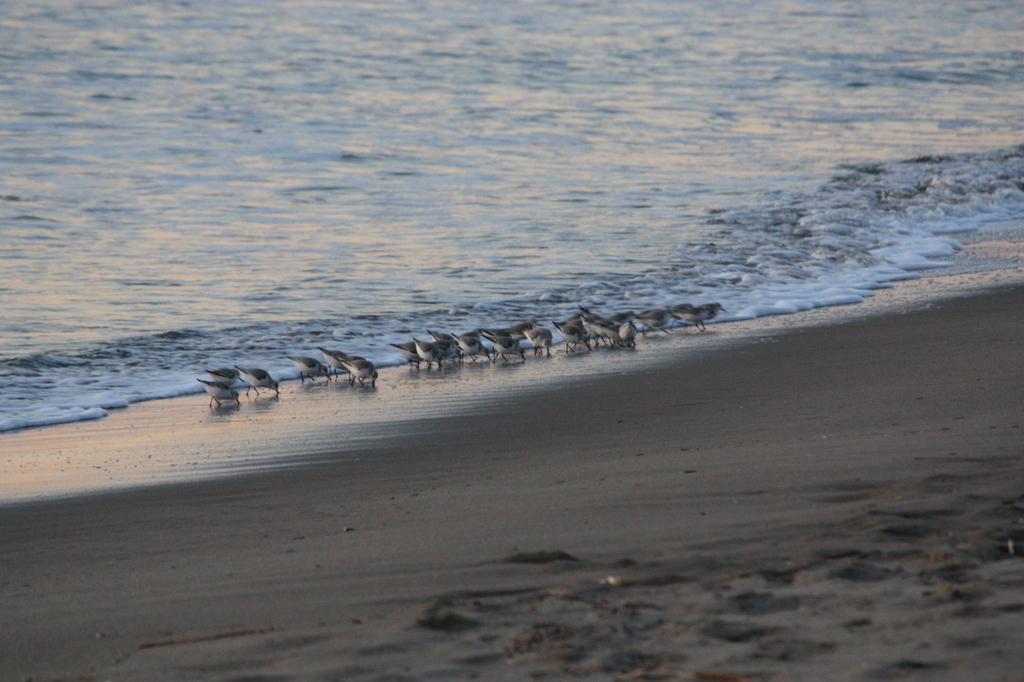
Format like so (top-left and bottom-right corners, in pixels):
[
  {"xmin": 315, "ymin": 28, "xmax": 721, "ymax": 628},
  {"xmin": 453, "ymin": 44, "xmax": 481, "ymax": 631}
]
[{"xmin": 138, "ymin": 627, "xmax": 275, "ymax": 650}]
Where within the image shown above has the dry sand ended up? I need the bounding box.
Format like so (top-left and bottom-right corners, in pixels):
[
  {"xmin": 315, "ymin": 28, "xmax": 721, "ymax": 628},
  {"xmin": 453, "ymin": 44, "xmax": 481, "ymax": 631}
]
[{"xmin": 2, "ymin": 274, "xmax": 1024, "ymax": 682}]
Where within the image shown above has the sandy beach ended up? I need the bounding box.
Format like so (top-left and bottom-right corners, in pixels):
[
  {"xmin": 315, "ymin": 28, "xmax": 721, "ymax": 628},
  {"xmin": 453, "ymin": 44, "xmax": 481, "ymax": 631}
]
[{"xmin": 3, "ymin": 272, "xmax": 1024, "ymax": 681}]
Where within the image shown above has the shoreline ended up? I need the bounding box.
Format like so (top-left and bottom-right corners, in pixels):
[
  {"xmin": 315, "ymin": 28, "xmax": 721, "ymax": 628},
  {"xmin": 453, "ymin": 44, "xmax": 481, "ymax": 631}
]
[
  {"xmin": 3, "ymin": 213, "xmax": 1024, "ymax": 464},
  {"xmin": 4, "ymin": 258, "xmax": 1024, "ymax": 505},
  {"xmin": 2, "ymin": 271, "xmax": 1023, "ymax": 680}
]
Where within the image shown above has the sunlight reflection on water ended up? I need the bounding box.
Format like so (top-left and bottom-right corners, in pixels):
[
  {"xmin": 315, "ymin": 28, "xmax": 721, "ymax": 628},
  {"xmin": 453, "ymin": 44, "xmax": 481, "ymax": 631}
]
[{"xmin": 1, "ymin": 0, "xmax": 1023, "ymax": 433}]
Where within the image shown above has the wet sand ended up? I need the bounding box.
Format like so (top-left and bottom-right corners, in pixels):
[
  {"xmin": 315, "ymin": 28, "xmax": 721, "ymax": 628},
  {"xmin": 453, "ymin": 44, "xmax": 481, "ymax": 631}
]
[{"xmin": 3, "ymin": 274, "xmax": 1024, "ymax": 681}]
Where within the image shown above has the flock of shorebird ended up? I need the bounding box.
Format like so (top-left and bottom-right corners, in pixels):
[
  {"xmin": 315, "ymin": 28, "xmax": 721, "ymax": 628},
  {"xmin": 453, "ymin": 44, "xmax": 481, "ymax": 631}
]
[{"xmin": 197, "ymin": 302, "xmax": 724, "ymax": 406}]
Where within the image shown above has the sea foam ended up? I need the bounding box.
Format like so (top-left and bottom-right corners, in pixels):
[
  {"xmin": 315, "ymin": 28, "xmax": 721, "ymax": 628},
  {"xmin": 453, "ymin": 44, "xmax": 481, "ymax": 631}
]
[{"xmin": 2, "ymin": 149, "xmax": 1023, "ymax": 433}]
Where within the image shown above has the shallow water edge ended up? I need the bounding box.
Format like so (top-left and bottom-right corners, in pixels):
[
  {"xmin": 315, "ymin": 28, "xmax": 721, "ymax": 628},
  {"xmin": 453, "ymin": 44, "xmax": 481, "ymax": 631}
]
[{"xmin": 3, "ymin": 228, "xmax": 1023, "ymax": 506}]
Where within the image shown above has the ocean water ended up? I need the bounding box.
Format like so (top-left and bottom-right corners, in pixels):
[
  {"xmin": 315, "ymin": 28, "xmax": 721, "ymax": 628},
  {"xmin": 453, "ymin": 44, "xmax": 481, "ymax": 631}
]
[{"xmin": 2, "ymin": 0, "xmax": 1024, "ymax": 432}]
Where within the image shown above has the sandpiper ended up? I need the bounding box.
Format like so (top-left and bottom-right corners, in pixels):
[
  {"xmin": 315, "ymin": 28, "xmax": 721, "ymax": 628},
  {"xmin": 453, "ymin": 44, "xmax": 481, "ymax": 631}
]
[
  {"xmin": 234, "ymin": 366, "xmax": 279, "ymax": 396},
  {"xmin": 635, "ymin": 308, "xmax": 673, "ymax": 334},
  {"xmin": 288, "ymin": 356, "xmax": 331, "ymax": 382},
  {"xmin": 197, "ymin": 378, "xmax": 240, "ymax": 407},
  {"xmin": 341, "ymin": 357, "xmax": 378, "ymax": 387},
  {"xmin": 579, "ymin": 306, "xmax": 633, "ymax": 325},
  {"xmin": 619, "ymin": 319, "xmax": 638, "ymax": 348},
  {"xmin": 434, "ymin": 337, "xmax": 461, "ymax": 363},
  {"xmin": 553, "ymin": 321, "xmax": 590, "ymax": 353},
  {"xmin": 428, "ymin": 330, "xmax": 456, "ymax": 344},
  {"xmin": 318, "ymin": 347, "xmax": 352, "ymax": 378},
  {"xmin": 454, "ymin": 332, "xmax": 491, "ymax": 362},
  {"xmin": 577, "ymin": 308, "xmax": 617, "ymax": 346},
  {"xmin": 670, "ymin": 302, "xmax": 723, "ymax": 331},
  {"xmin": 579, "ymin": 315, "xmax": 606, "ymax": 345},
  {"xmin": 205, "ymin": 367, "xmax": 239, "ymax": 385},
  {"xmin": 506, "ymin": 321, "xmax": 536, "ymax": 340},
  {"xmin": 481, "ymin": 329, "xmax": 525, "ymax": 362},
  {"xmin": 524, "ymin": 326, "xmax": 553, "ymax": 356},
  {"xmin": 414, "ymin": 338, "xmax": 444, "ymax": 369},
  {"xmin": 389, "ymin": 341, "xmax": 421, "ymax": 368},
  {"xmin": 581, "ymin": 316, "xmax": 622, "ymax": 347}
]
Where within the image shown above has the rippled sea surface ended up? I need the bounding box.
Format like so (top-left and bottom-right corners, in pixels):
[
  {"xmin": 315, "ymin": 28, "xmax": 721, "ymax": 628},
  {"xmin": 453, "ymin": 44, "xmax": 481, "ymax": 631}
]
[{"xmin": 2, "ymin": 0, "xmax": 1023, "ymax": 430}]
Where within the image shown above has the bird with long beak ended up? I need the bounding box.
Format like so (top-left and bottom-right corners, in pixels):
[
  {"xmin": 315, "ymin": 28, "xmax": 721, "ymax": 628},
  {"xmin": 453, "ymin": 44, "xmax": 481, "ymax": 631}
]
[
  {"xmin": 197, "ymin": 378, "xmax": 240, "ymax": 407},
  {"xmin": 414, "ymin": 338, "xmax": 444, "ymax": 370},
  {"xmin": 341, "ymin": 357, "xmax": 378, "ymax": 387},
  {"xmin": 481, "ymin": 329, "xmax": 525, "ymax": 362},
  {"xmin": 553, "ymin": 320, "xmax": 590, "ymax": 353},
  {"xmin": 235, "ymin": 366, "xmax": 279, "ymax": 397},
  {"xmin": 524, "ymin": 326, "xmax": 554, "ymax": 356},
  {"xmin": 288, "ymin": 356, "xmax": 331, "ymax": 382}
]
